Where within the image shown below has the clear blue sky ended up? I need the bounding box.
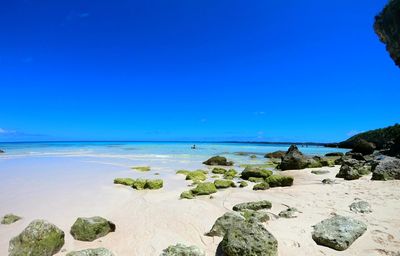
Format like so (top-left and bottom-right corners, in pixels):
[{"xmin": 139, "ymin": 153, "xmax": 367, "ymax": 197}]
[{"xmin": 0, "ymin": 0, "xmax": 399, "ymax": 142}]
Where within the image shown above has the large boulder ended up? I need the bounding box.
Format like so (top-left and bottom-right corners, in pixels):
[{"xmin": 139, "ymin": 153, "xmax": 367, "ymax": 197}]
[
  {"xmin": 233, "ymin": 200, "xmax": 272, "ymax": 211},
  {"xmin": 265, "ymin": 174, "xmax": 294, "ymax": 187},
  {"xmin": 160, "ymin": 243, "xmax": 205, "ymax": 256},
  {"xmin": 312, "ymin": 215, "xmax": 367, "ymax": 251},
  {"xmin": 264, "ymin": 151, "xmax": 286, "ymax": 159},
  {"xmin": 280, "ymin": 145, "xmax": 310, "ymax": 170},
  {"xmin": 191, "ymin": 182, "xmax": 217, "ymax": 195},
  {"xmin": 374, "ymin": 0, "xmax": 400, "ymax": 67},
  {"xmin": 336, "ymin": 159, "xmax": 371, "ymax": 180},
  {"xmin": 206, "ymin": 212, "xmax": 245, "ymax": 237},
  {"xmin": 241, "ymin": 166, "xmax": 272, "ymax": 180},
  {"xmin": 1, "ymin": 214, "xmax": 21, "ymax": 224},
  {"xmin": 214, "ymin": 179, "xmax": 236, "ymax": 189},
  {"xmin": 9, "ymin": 219, "xmax": 65, "ymax": 256},
  {"xmin": 220, "ymin": 221, "xmax": 278, "ymax": 256},
  {"xmin": 70, "ymin": 216, "xmax": 116, "ymax": 242},
  {"xmin": 66, "ymin": 248, "xmax": 114, "ymax": 256},
  {"xmin": 371, "ymin": 156, "xmax": 400, "ymax": 180},
  {"xmin": 203, "ymin": 156, "xmax": 233, "ymax": 166},
  {"xmin": 352, "ymin": 139, "xmax": 376, "ymax": 155}
]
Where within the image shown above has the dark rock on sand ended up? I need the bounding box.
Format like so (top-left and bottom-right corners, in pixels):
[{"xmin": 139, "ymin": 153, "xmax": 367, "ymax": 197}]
[
  {"xmin": 280, "ymin": 145, "xmax": 310, "ymax": 170},
  {"xmin": 322, "ymin": 178, "xmax": 336, "ymax": 184},
  {"xmin": 9, "ymin": 219, "xmax": 65, "ymax": 256},
  {"xmin": 161, "ymin": 243, "xmax": 205, "ymax": 256},
  {"xmin": 325, "ymin": 152, "xmax": 344, "ymax": 157},
  {"xmin": 349, "ymin": 200, "xmax": 372, "ymax": 214},
  {"xmin": 312, "ymin": 215, "xmax": 367, "ymax": 251},
  {"xmin": 220, "ymin": 221, "xmax": 278, "ymax": 256},
  {"xmin": 66, "ymin": 248, "xmax": 114, "ymax": 256},
  {"xmin": 206, "ymin": 212, "xmax": 245, "ymax": 237},
  {"xmin": 70, "ymin": 216, "xmax": 116, "ymax": 242},
  {"xmin": 374, "ymin": 0, "xmax": 400, "ymax": 67},
  {"xmin": 278, "ymin": 207, "xmax": 300, "ymax": 218},
  {"xmin": 311, "ymin": 170, "xmax": 330, "ymax": 175},
  {"xmin": 233, "ymin": 200, "xmax": 272, "ymax": 211},
  {"xmin": 264, "ymin": 151, "xmax": 286, "ymax": 159},
  {"xmin": 203, "ymin": 156, "xmax": 233, "ymax": 166},
  {"xmin": 371, "ymin": 156, "xmax": 400, "ymax": 180},
  {"xmin": 336, "ymin": 159, "xmax": 371, "ymax": 180},
  {"xmin": 1, "ymin": 214, "xmax": 21, "ymax": 224}
]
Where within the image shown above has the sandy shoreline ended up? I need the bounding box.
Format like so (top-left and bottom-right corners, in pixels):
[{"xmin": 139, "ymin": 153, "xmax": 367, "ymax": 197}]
[{"xmin": 0, "ymin": 155, "xmax": 399, "ymax": 255}]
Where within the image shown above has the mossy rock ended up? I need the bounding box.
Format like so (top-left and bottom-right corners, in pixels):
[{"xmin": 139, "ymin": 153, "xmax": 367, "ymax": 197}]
[
  {"xmin": 1, "ymin": 214, "xmax": 21, "ymax": 225},
  {"xmin": 66, "ymin": 248, "xmax": 114, "ymax": 256},
  {"xmin": 131, "ymin": 179, "xmax": 147, "ymax": 190},
  {"xmin": 9, "ymin": 220, "xmax": 65, "ymax": 256},
  {"xmin": 186, "ymin": 170, "xmax": 207, "ymax": 182},
  {"xmin": 191, "ymin": 182, "xmax": 217, "ymax": 195},
  {"xmin": 233, "ymin": 200, "xmax": 272, "ymax": 211},
  {"xmin": 70, "ymin": 216, "xmax": 116, "ymax": 242},
  {"xmin": 114, "ymin": 178, "xmax": 135, "ymax": 186},
  {"xmin": 206, "ymin": 212, "xmax": 245, "ymax": 237},
  {"xmin": 214, "ymin": 179, "xmax": 236, "ymax": 189},
  {"xmin": 180, "ymin": 190, "xmax": 195, "ymax": 199},
  {"xmin": 223, "ymin": 169, "xmax": 238, "ymax": 180},
  {"xmin": 145, "ymin": 179, "xmax": 163, "ymax": 190},
  {"xmin": 161, "ymin": 243, "xmax": 205, "ymax": 256},
  {"xmin": 250, "ymin": 155, "xmax": 257, "ymax": 159},
  {"xmin": 212, "ymin": 167, "xmax": 227, "ymax": 174},
  {"xmin": 241, "ymin": 166, "xmax": 273, "ymax": 180},
  {"xmin": 248, "ymin": 177, "xmax": 265, "ymax": 183},
  {"xmin": 211, "ymin": 175, "xmax": 220, "ymax": 178},
  {"xmin": 240, "ymin": 210, "xmax": 270, "ymax": 223},
  {"xmin": 239, "ymin": 181, "xmax": 248, "ymax": 187},
  {"xmin": 253, "ymin": 182, "xmax": 270, "ymax": 190},
  {"xmin": 176, "ymin": 170, "xmax": 191, "ymax": 175},
  {"xmin": 203, "ymin": 156, "xmax": 233, "ymax": 166},
  {"xmin": 265, "ymin": 175, "xmax": 294, "ymax": 187},
  {"xmin": 131, "ymin": 166, "xmax": 150, "ymax": 172},
  {"xmin": 311, "ymin": 170, "xmax": 330, "ymax": 175}
]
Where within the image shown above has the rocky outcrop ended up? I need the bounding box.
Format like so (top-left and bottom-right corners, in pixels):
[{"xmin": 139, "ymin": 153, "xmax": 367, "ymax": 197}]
[
  {"xmin": 66, "ymin": 248, "xmax": 114, "ymax": 256},
  {"xmin": 241, "ymin": 166, "xmax": 272, "ymax": 180},
  {"xmin": 336, "ymin": 159, "xmax": 371, "ymax": 180},
  {"xmin": 280, "ymin": 145, "xmax": 309, "ymax": 170},
  {"xmin": 161, "ymin": 243, "xmax": 205, "ymax": 256},
  {"xmin": 349, "ymin": 200, "xmax": 372, "ymax": 214},
  {"xmin": 9, "ymin": 220, "xmax": 65, "ymax": 256},
  {"xmin": 70, "ymin": 217, "xmax": 116, "ymax": 242},
  {"xmin": 233, "ymin": 200, "xmax": 272, "ymax": 211},
  {"xmin": 371, "ymin": 156, "xmax": 400, "ymax": 180},
  {"xmin": 220, "ymin": 221, "xmax": 278, "ymax": 256},
  {"xmin": 312, "ymin": 215, "xmax": 367, "ymax": 251},
  {"xmin": 264, "ymin": 151, "xmax": 286, "ymax": 159},
  {"xmin": 203, "ymin": 156, "xmax": 233, "ymax": 166},
  {"xmin": 0, "ymin": 149, "xmax": 4, "ymax": 153},
  {"xmin": 1, "ymin": 214, "xmax": 21, "ymax": 224},
  {"xmin": 374, "ymin": 0, "xmax": 400, "ymax": 67},
  {"xmin": 206, "ymin": 212, "xmax": 245, "ymax": 237}
]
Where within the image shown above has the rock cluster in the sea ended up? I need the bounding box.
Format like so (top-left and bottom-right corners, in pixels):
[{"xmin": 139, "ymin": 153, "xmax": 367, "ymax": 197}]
[
  {"xmin": 1, "ymin": 214, "xmax": 21, "ymax": 224},
  {"xmin": 264, "ymin": 150, "xmax": 286, "ymax": 159},
  {"xmin": 70, "ymin": 216, "xmax": 116, "ymax": 242},
  {"xmin": 374, "ymin": 0, "xmax": 400, "ymax": 67},
  {"xmin": 9, "ymin": 220, "xmax": 65, "ymax": 256},
  {"xmin": 203, "ymin": 156, "xmax": 233, "ymax": 166},
  {"xmin": 312, "ymin": 215, "xmax": 367, "ymax": 251},
  {"xmin": 66, "ymin": 248, "xmax": 115, "ymax": 256},
  {"xmin": 160, "ymin": 243, "xmax": 205, "ymax": 256}
]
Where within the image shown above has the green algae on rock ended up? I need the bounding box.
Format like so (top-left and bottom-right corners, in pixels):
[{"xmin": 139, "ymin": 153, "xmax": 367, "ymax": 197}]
[
  {"xmin": 185, "ymin": 170, "xmax": 207, "ymax": 182},
  {"xmin": 70, "ymin": 216, "xmax": 116, "ymax": 242},
  {"xmin": 241, "ymin": 166, "xmax": 272, "ymax": 180},
  {"xmin": 233, "ymin": 200, "xmax": 272, "ymax": 211},
  {"xmin": 239, "ymin": 181, "xmax": 248, "ymax": 187},
  {"xmin": 145, "ymin": 179, "xmax": 163, "ymax": 189},
  {"xmin": 66, "ymin": 248, "xmax": 114, "ymax": 256},
  {"xmin": 248, "ymin": 177, "xmax": 265, "ymax": 183},
  {"xmin": 206, "ymin": 212, "xmax": 245, "ymax": 237},
  {"xmin": 176, "ymin": 170, "xmax": 191, "ymax": 175},
  {"xmin": 265, "ymin": 175, "xmax": 294, "ymax": 187},
  {"xmin": 1, "ymin": 214, "xmax": 21, "ymax": 225},
  {"xmin": 203, "ymin": 156, "xmax": 233, "ymax": 166},
  {"xmin": 9, "ymin": 219, "xmax": 65, "ymax": 256},
  {"xmin": 253, "ymin": 182, "xmax": 269, "ymax": 190},
  {"xmin": 191, "ymin": 182, "xmax": 217, "ymax": 195},
  {"xmin": 212, "ymin": 167, "xmax": 227, "ymax": 174},
  {"xmin": 131, "ymin": 166, "xmax": 151, "ymax": 172},
  {"xmin": 214, "ymin": 179, "xmax": 236, "ymax": 189},
  {"xmin": 132, "ymin": 179, "xmax": 147, "ymax": 190},
  {"xmin": 223, "ymin": 169, "xmax": 238, "ymax": 180},
  {"xmin": 180, "ymin": 190, "xmax": 195, "ymax": 199},
  {"xmin": 160, "ymin": 243, "xmax": 205, "ymax": 256},
  {"xmin": 114, "ymin": 178, "xmax": 135, "ymax": 186}
]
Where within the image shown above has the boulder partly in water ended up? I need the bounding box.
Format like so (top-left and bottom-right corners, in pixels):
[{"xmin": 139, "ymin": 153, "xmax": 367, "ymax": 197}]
[
  {"xmin": 203, "ymin": 156, "xmax": 233, "ymax": 166},
  {"xmin": 280, "ymin": 145, "xmax": 310, "ymax": 170}
]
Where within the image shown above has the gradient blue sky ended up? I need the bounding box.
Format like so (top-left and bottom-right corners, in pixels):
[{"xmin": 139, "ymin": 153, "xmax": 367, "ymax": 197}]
[{"xmin": 0, "ymin": 0, "xmax": 399, "ymax": 142}]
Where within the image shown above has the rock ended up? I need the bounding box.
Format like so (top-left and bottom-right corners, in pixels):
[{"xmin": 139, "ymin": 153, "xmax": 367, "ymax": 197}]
[
  {"xmin": 322, "ymin": 178, "xmax": 335, "ymax": 184},
  {"xmin": 0, "ymin": 149, "xmax": 4, "ymax": 153},
  {"xmin": 223, "ymin": 169, "xmax": 238, "ymax": 180},
  {"xmin": 336, "ymin": 159, "xmax": 371, "ymax": 180},
  {"xmin": 66, "ymin": 248, "xmax": 114, "ymax": 256},
  {"xmin": 145, "ymin": 179, "xmax": 163, "ymax": 189},
  {"xmin": 248, "ymin": 177, "xmax": 265, "ymax": 183},
  {"xmin": 176, "ymin": 170, "xmax": 191, "ymax": 175},
  {"xmin": 349, "ymin": 200, "xmax": 372, "ymax": 214},
  {"xmin": 387, "ymin": 135, "xmax": 400, "ymax": 158},
  {"xmin": 280, "ymin": 145, "xmax": 310, "ymax": 170},
  {"xmin": 311, "ymin": 170, "xmax": 330, "ymax": 175},
  {"xmin": 114, "ymin": 178, "xmax": 135, "ymax": 186},
  {"xmin": 211, "ymin": 175, "xmax": 220, "ymax": 178},
  {"xmin": 206, "ymin": 212, "xmax": 245, "ymax": 237},
  {"xmin": 203, "ymin": 156, "xmax": 233, "ymax": 166},
  {"xmin": 220, "ymin": 221, "xmax": 278, "ymax": 256},
  {"xmin": 1, "ymin": 214, "xmax": 21, "ymax": 224},
  {"xmin": 132, "ymin": 179, "xmax": 147, "ymax": 190},
  {"xmin": 160, "ymin": 243, "xmax": 205, "ymax": 256},
  {"xmin": 319, "ymin": 158, "xmax": 335, "ymax": 167},
  {"xmin": 265, "ymin": 174, "xmax": 294, "ymax": 187},
  {"xmin": 214, "ymin": 179, "xmax": 236, "ymax": 189},
  {"xmin": 352, "ymin": 139, "xmax": 376, "ymax": 155},
  {"xmin": 253, "ymin": 182, "xmax": 269, "ymax": 190},
  {"xmin": 312, "ymin": 215, "xmax": 367, "ymax": 251},
  {"xmin": 180, "ymin": 190, "xmax": 194, "ymax": 199},
  {"xmin": 264, "ymin": 151, "xmax": 286, "ymax": 159},
  {"xmin": 9, "ymin": 219, "xmax": 65, "ymax": 256},
  {"xmin": 233, "ymin": 200, "xmax": 272, "ymax": 211},
  {"xmin": 278, "ymin": 207, "xmax": 300, "ymax": 218},
  {"xmin": 371, "ymin": 156, "xmax": 400, "ymax": 180},
  {"xmin": 70, "ymin": 217, "xmax": 116, "ymax": 242},
  {"xmin": 346, "ymin": 152, "xmax": 366, "ymax": 161},
  {"xmin": 240, "ymin": 210, "xmax": 270, "ymax": 223},
  {"xmin": 307, "ymin": 157, "xmax": 324, "ymax": 168},
  {"xmin": 186, "ymin": 170, "xmax": 207, "ymax": 182},
  {"xmin": 131, "ymin": 166, "xmax": 151, "ymax": 172},
  {"xmin": 325, "ymin": 152, "xmax": 344, "ymax": 157},
  {"xmin": 191, "ymin": 182, "xmax": 217, "ymax": 195},
  {"xmin": 239, "ymin": 181, "xmax": 248, "ymax": 187},
  {"xmin": 374, "ymin": 0, "xmax": 400, "ymax": 67},
  {"xmin": 250, "ymin": 155, "xmax": 257, "ymax": 159},
  {"xmin": 241, "ymin": 166, "xmax": 273, "ymax": 180},
  {"xmin": 212, "ymin": 167, "xmax": 227, "ymax": 174}
]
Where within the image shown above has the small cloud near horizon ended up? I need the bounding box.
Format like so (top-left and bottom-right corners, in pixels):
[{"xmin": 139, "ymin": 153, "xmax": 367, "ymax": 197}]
[{"xmin": 254, "ymin": 111, "xmax": 265, "ymax": 116}]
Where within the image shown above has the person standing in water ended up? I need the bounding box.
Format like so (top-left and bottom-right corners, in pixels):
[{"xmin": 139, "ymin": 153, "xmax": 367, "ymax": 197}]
[{"xmin": 191, "ymin": 144, "xmax": 196, "ymax": 149}]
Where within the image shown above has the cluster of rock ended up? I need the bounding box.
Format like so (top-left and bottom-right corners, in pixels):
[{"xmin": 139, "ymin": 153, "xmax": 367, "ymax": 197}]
[
  {"xmin": 241, "ymin": 166, "xmax": 294, "ymax": 190},
  {"xmin": 114, "ymin": 178, "xmax": 163, "ymax": 190},
  {"xmin": 8, "ymin": 216, "xmax": 116, "ymax": 255}
]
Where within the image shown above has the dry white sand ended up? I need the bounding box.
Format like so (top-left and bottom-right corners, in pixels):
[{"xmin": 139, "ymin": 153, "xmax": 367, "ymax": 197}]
[{"xmin": 0, "ymin": 156, "xmax": 399, "ymax": 255}]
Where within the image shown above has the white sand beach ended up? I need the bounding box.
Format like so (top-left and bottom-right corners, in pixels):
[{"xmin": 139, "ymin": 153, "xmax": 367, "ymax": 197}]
[{"xmin": 0, "ymin": 155, "xmax": 399, "ymax": 256}]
